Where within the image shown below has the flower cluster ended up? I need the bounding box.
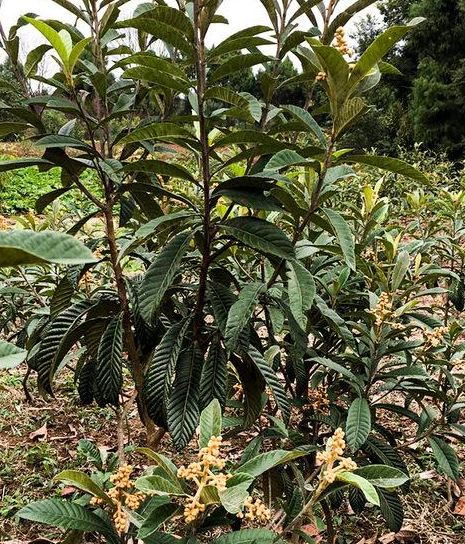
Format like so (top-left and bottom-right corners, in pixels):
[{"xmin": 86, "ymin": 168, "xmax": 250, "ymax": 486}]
[
  {"xmin": 304, "ymin": 385, "xmax": 330, "ymax": 413},
  {"xmin": 316, "ymin": 71, "xmax": 327, "ymax": 81},
  {"xmin": 423, "ymin": 326, "xmax": 448, "ymax": 348},
  {"xmin": 177, "ymin": 436, "xmax": 230, "ymax": 523},
  {"xmin": 453, "ymin": 359, "xmax": 465, "ymax": 373},
  {"xmin": 183, "ymin": 496, "xmax": 206, "ymax": 523},
  {"xmin": 90, "ymin": 464, "xmax": 145, "ymax": 535},
  {"xmin": 316, "ymin": 428, "xmax": 357, "ymax": 485},
  {"xmin": 333, "ymin": 26, "xmax": 355, "ymax": 57},
  {"xmin": 233, "ymin": 382, "xmax": 244, "ymax": 396},
  {"xmin": 237, "ymin": 496, "xmax": 271, "ymax": 523},
  {"xmin": 368, "ymin": 292, "xmax": 393, "ymax": 327}
]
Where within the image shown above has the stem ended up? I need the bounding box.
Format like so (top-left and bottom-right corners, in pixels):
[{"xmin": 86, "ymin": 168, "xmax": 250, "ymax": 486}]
[{"xmin": 192, "ymin": 0, "xmax": 213, "ymax": 345}]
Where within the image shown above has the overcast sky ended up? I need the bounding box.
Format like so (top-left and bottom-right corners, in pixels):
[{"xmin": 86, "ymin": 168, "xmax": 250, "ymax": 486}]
[{"xmin": 1, "ymin": 0, "xmax": 379, "ymax": 60}]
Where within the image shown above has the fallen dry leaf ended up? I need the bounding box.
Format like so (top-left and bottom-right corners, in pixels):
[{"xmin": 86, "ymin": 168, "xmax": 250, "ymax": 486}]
[
  {"xmin": 379, "ymin": 534, "xmax": 396, "ymax": 544},
  {"xmin": 301, "ymin": 524, "xmax": 322, "ymax": 543},
  {"xmin": 454, "ymin": 496, "xmax": 465, "ymax": 515},
  {"xmin": 61, "ymin": 486, "xmax": 76, "ymax": 497},
  {"xmin": 29, "ymin": 423, "xmax": 48, "ymax": 441}
]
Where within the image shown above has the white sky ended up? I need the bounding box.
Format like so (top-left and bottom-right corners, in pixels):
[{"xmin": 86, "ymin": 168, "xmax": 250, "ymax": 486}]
[{"xmin": 0, "ymin": 0, "xmax": 379, "ymax": 61}]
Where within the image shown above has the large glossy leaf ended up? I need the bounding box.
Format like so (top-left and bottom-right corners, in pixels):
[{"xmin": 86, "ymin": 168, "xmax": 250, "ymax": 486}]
[
  {"xmin": 344, "ymin": 154, "xmax": 428, "ymax": 184},
  {"xmin": 237, "ymin": 449, "xmax": 307, "ymax": 477},
  {"xmin": 281, "ymin": 104, "xmax": 326, "ymax": 145},
  {"xmin": 221, "ymin": 217, "xmax": 295, "ymax": 260},
  {"xmin": 119, "ymin": 122, "xmax": 194, "ymax": 145},
  {"xmin": 54, "ymin": 470, "xmax": 111, "ymax": 504},
  {"xmin": 346, "ymin": 398, "xmax": 371, "ymax": 451},
  {"xmin": 37, "ymin": 300, "xmax": 94, "ymax": 395},
  {"xmin": 0, "ymin": 341, "xmax": 27, "ymax": 370},
  {"xmin": 96, "ymin": 314, "xmax": 123, "ymax": 407},
  {"xmin": 225, "ymin": 282, "xmax": 265, "ymax": 351},
  {"xmin": 354, "ymin": 465, "xmax": 409, "ymax": 488},
  {"xmin": 336, "ymin": 472, "xmax": 379, "ymax": 506},
  {"xmin": 199, "ymin": 399, "xmax": 222, "ymax": 449},
  {"xmin": 0, "ymin": 158, "xmax": 54, "ymax": 172},
  {"xmin": 247, "ymin": 346, "xmax": 291, "ymax": 423},
  {"xmin": 139, "ymin": 232, "xmax": 192, "ymax": 325},
  {"xmin": 167, "ymin": 347, "xmax": 203, "ymax": 447},
  {"xmin": 210, "ymin": 53, "xmax": 271, "ymax": 83},
  {"xmin": 17, "ymin": 499, "xmax": 115, "ymax": 536},
  {"xmin": 145, "ymin": 321, "xmax": 190, "ymax": 427},
  {"xmin": 137, "ymin": 501, "xmax": 179, "ymax": 540},
  {"xmin": 200, "ymin": 335, "xmax": 228, "ymax": 409},
  {"xmin": 322, "ymin": 209, "xmax": 356, "ymax": 271},
  {"xmin": 377, "ymin": 489, "xmax": 404, "ymax": 532},
  {"xmin": 348, "ymin": 23, "xmax": 422, "ymax": 91},
  {"xmin": 22, "ymin": 17, "xmax": 70, "ymax": 70},
  {"xmin": 219, "ymin": 473, "xmax": 254, "ymax": 514},
  {"xmin": 428, "ymin": 436, "xmax": 460, "ymax": 480},
  {"xmin": 286, "ymin": 260, "xmax": 316, "ymax": 329},
  {"xmin": 212, "ymin": 529, "xmax": 279, "ymax": 544},
  {"xmin": 121, "ymin": 159, "xmax": 196, "ymax": 183},
  {"xmin": 0, "ymin": 231, "xmax": 96, "ymax": 267}
]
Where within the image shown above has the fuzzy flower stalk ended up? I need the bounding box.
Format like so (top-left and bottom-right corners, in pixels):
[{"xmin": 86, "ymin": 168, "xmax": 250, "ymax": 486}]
[
  {"xmin": 177, "ymin": 435, "xmax": 270, "ymax": 524},
  {"xmin": 90, "ymin": 464, "xmax": 145, "ymax": 535}
]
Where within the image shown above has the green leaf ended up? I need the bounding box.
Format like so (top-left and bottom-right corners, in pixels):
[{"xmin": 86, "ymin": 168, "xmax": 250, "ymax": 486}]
[
  {"xmin": 54, "ymin": 470, "xmax": 111, "ymax": 504},
  {"xmin": 391, "ymin": 251, "xmax": 410, "ymax": 291},
  {"xmin": 225, "ymin": 282, "xmax": 265, "ymax": 351},
  {"xmin": 344, "ymin": 154, "xmax": 428, "ymax": 184},
  {"xmin": 144, "ymin": 321, "xmax": 190, "ymax": 427},
  {"xmin": 22, "ymin": 17, "xmax": 70, "ymax": 71},
  {"xmin": 354, "ymin": 465, "xmax": 409, "ymax": 488},
  {"xmin": 286, "ymin": 260, "xmax": 316, "ymax": 329},
  {"xmin": 167, "ymin": 347, "xmax": 203, "ymax": 447},
  {"xmin": 0, "ymin": 231, "xmax": 96, "ymax": 267},
  {"xmin": 322, "ymin": 209, "xmax": 356, "ymax": 271},
  {"xmin": 119, "ymin": 122, "xmax": 193, "ymax": 145},
  {"xmin": 281, "ymin": 104, "xmax": 326, "ymax": 145},
  {"xmin": 247, "ymin": 346, "xmax": 291, "ymax": 423},
  {"xmin": 221, "ymin": 217, "xmax": 295, "ymax": 260},
  {"xmin": 136, "ymin": 449, "xmax": 181, "ymax": 487},
  {"xmin": 264, "ymin": 149, "xmax": 307, "ymax": 171},
  {"xmin": 199, "ymin": 399, "xmax": 222, "ymax": 449},
  {"xmin": 137, "ymin": 502, "xmax": 179, "ymax": 540},
  {"xmin": 348, "ymin": 24, "xmax": 420, "ymax": 91},
  {"xmin": 139, "ymin": 233, "xmax": 192, "ymax": 324},
  {"xmin": 428, "ymin": 436, "xmax": 460, "ymax": 480},
  {"xmin": 212, "ymin": 529, "xmax": 278, "ymax": 544},
  {"xmin": 121, "ymin": 159, "xmax": 196, "ymax": 183},
  {"xmin": 200, "ymin": 334, "xmax": 228, "ymax": 409},
  {"xmin": 377, "ymin": 489, "xmax": 404, "ymax": 532},
  {"xmin": 237, "ymin": 449, "xmax": 307, "ymax": 477},
  {"xmin": 346, "ymin": 397, "xmax": 371, "ymax": 451},
  {"xmin": 0, "ymin": 341, "xmax": 27, "ymax": 370},
  {"xmin": 312, "ymin": 357, "xmax": 362, "ymax": 389},
  {"xmin": 68, "ymin": 37, "xmax": 92, "ymax": 73},
  {"xmin": 210, "ymin": 53, "xmax": 270, "ymax": 83},
  {"xmin": 333, "ymin": 97, "xmax": 370, "ymax": 139},
  {"xmin": 96, "ymin": 314, "xmax": 123, "ymax": 407},
  {"xmin": 336, "ymin": 472, "xmax": 380, "ymax": 506},
  {"xmin": 219, "ymin": 473, "xmax": 254, "ymax": 514},
  {"xmin": 0, "ymin": 122, "xmax": 31, "ymax": 138},
  {"xmin": 123, "ymin": 66, "xmax": 189, "ymax": 93},
  {"xmin": 0, "ymin": 158, "xmax": 54, "ymax": 172},
  {"xmin": 17, "ymin": 499, "xmax": 114, "ymax": 534},
  {"xmin": 135, "ymin": 475, "xmax": 183, "ymax": 496}
]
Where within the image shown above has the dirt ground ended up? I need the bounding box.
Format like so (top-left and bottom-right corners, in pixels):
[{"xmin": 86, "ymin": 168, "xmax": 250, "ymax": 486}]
[{"xmin": 0, "ymin": 368, "xmax": 464, "ymax": 544}]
